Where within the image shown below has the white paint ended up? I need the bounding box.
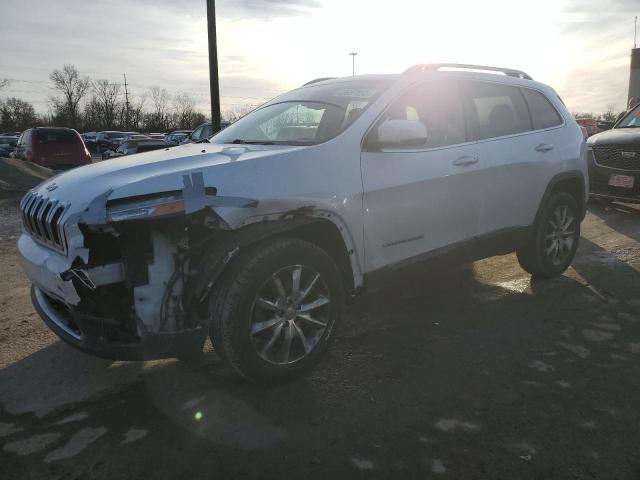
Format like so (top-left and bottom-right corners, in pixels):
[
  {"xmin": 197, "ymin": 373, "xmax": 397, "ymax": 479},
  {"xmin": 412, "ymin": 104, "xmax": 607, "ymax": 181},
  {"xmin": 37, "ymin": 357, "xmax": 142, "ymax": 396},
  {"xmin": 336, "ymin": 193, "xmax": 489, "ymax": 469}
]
[
  {"xmin": 558, "ymin": 342, "xmax": 590, "ymax": 359},
  {"xmin": 581, "ymin": 420, "xmax": 596, "ymax": 429},
  {"xmin": 528, "ymin": 360, "xmax": 554, "ymax": 372},
  {"xmin": 629, "ymin": 342, "xmax": 640, "ymax": 354},
  {"xmin": 44, "ymin": 427, "xmax": 107, "ymax": 463},
  {"xmin": 181, "ymin": 396, "xmax": 205, "ymax": 411},
  {"xmin": 121, "ymin": 428, "xmax": 148, "ymax": 445},
  {"xmin": 418, "ymin": 435, "xmax": 431, "ymax": 443},
  {"xmin": 351, "ymin": 457, "xmax": 374, "ymax": 470},
  {"xmin": 435, "ymin": 418, "xmax": 480, "ymax": 432},
  {"xmin": 55, "ymin": 411, "xmax": 89, "ymax": 425},
  {"xmin": 582, "ymin": 329, "xmax": 615, "ymax": 342},
  {"xmin": 0, "ymin": 422, "xmax": 24, "ymax": 438},
  {"xmin": 3, "ymin": 433, "xmax": 61, "ymax": 456},
  {"xmin": 556, "ymin": 380, "xmax": 571, "ymax": 388},
  {"xmin": 610, "ymin": 353, "xmax": 627, "ymax": 361},
  {"xmin": 432, "ymin": 459, "xmax": 446, "ymax": 473}
]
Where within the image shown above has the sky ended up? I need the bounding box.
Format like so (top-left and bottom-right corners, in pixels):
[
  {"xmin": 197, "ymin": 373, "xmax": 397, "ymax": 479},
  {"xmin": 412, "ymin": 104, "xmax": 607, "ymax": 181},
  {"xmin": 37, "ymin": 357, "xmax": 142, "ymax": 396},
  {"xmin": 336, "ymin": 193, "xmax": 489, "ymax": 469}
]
[{"xmin": 0, "ymin": 0, "xmax": 638, "ymax": 117}]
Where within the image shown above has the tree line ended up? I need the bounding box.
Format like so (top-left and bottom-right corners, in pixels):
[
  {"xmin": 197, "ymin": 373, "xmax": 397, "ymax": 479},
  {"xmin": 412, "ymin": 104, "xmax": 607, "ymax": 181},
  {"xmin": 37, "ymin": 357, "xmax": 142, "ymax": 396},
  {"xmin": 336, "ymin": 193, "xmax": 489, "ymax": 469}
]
[{"xmin": 0, "ymin": 65, "xmax": 211, "ymax": 133}]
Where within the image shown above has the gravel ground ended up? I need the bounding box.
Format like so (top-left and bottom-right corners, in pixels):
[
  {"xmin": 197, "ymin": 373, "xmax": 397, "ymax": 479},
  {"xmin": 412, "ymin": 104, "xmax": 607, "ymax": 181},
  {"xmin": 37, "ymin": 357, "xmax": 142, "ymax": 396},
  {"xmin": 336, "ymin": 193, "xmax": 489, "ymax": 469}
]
[{"xmin": 0, "ymin": 199, "xmax": 639, "ymax": 479}]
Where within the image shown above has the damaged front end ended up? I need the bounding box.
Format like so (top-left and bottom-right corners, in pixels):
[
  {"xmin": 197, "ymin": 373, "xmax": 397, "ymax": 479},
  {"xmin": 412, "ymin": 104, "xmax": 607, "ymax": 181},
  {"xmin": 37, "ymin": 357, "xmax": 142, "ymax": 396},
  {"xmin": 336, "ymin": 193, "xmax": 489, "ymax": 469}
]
[{"xmin": 19, "ymin": 173, "xmax": 258, "ymax": 360}]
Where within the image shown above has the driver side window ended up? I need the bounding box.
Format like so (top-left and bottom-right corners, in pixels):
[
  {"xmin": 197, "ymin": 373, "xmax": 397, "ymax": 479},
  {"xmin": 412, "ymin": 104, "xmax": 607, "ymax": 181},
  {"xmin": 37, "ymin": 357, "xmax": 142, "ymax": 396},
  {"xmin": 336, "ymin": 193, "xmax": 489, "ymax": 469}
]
[{"xmin": 376, "ymin": 81, "xmax": 467, "ymax": 149}]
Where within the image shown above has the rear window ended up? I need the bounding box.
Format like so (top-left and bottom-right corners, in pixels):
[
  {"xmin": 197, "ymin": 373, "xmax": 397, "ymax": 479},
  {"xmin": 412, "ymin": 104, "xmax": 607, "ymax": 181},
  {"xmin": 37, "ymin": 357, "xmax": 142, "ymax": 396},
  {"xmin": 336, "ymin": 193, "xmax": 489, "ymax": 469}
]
[
  {"xmin": 465, "ymin": 81, "xmax": 532, "ymax": 140},
  {"xmin": 521, "ymin": 88, "xmax": 562, "ymax": 129},
  {"xmin": 35, "ymin": 130, "xmax": 79, "ymax": 144},
  {"xmin": 106, "ymin": 132, "xmax": 124, "ymax": 139}
]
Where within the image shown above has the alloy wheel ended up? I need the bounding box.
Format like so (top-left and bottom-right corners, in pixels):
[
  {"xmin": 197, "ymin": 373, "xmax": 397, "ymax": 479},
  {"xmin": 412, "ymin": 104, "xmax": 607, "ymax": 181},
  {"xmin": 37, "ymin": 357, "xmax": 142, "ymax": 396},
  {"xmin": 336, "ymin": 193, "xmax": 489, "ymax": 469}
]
[
  {"xmin": 544, "ymin": 204, "xmax": 576, "ymax": 265},
  {"xmin": 249, "ymin": 265, "xmax": 331, "ymax": 365}
]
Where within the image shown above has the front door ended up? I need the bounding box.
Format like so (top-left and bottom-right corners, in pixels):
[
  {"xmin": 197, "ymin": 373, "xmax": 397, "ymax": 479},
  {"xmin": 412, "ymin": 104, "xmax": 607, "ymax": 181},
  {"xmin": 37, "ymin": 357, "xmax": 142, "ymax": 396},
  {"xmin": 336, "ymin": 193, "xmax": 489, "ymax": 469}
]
[{"xmin": 361, "ymin": 80, "xmax": 484, "ymax": 272}]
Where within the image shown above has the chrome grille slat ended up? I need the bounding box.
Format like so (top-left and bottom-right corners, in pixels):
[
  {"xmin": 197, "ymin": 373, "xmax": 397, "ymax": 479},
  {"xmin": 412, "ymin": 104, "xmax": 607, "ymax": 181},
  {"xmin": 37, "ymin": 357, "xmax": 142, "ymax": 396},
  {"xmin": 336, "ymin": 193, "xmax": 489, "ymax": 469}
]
[{"xmin": 19, "ymin": 192, "xmax": 68, "ymax": 253}]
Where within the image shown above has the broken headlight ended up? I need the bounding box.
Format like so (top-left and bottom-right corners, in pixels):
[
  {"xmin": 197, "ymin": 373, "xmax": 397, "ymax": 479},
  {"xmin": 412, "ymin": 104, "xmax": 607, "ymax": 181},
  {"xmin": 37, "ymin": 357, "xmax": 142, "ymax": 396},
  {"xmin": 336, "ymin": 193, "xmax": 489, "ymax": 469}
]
[{"xmin": 107, "ymin": 194, "xmax": 185, "ymax": 222}]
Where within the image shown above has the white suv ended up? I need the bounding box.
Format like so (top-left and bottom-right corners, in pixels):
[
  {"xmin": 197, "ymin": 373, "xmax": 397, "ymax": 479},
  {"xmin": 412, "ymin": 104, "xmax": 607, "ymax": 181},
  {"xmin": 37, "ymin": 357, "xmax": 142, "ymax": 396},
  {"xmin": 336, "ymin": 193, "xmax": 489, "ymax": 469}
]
[{"xmin": 18, "ymin": 64, "xmax": 587, "ymax": 382}]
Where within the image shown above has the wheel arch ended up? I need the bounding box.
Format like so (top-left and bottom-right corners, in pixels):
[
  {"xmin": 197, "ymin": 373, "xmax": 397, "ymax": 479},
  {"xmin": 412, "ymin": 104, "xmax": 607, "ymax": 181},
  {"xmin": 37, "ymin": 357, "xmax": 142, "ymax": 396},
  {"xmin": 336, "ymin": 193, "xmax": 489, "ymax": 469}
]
[
  {"xmin": 534, "ymin": 170, "xmax": 587, "ymax": 227},
  {"xmin": 193, "ymin": 213, "xmax": 362, "ymax": 303}
]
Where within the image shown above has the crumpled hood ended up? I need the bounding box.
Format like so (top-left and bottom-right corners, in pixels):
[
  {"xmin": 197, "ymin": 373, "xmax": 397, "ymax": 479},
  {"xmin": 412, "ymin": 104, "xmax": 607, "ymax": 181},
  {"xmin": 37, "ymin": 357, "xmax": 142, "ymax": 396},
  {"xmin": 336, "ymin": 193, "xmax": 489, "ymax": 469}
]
[
  {"xmin": 587, "ymin": 128, "xmax": 640, "ymax": 146},
  {"xmin": 31, "ymin": 143, "xmax": 304, "ymax": 207}
]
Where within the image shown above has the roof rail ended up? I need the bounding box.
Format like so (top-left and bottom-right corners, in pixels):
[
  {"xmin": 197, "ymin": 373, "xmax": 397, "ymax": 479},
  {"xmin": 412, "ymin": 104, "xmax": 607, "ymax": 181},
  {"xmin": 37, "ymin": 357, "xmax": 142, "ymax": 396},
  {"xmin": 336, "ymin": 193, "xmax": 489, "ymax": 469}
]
[
  {"xmin": 403, "ymin": 63, "xmax": 533, "ymax": 80},
  {"xmin": 302, "ymin": 77, "xmax": 336, "ymax": 86}
]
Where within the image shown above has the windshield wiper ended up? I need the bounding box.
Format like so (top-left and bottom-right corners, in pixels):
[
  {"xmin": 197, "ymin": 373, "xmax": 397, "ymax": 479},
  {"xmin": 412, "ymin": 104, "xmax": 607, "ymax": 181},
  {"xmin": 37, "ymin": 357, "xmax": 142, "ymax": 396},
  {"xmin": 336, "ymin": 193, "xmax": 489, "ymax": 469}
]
[{"xmin": 230, "ymin": 139, "xmax": 274, "ymax": 145}]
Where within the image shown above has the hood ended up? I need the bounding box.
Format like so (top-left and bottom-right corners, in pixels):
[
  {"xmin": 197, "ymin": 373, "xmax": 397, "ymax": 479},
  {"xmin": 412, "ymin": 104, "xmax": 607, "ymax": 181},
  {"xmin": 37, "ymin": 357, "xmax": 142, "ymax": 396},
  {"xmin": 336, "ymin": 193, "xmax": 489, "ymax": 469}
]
[
  {"xmin": 587, "ymin": 127, "xmax": 640, "ymax": 146},
  {"xmin": 32, "ymin": 143, "xmax": 305, "ymax": 208}
]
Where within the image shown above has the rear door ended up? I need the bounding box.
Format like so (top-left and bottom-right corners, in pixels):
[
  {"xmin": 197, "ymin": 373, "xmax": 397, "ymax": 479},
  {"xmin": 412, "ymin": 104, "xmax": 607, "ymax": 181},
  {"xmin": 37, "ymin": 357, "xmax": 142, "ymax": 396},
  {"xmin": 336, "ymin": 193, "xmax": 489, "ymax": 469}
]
[
  {"xmin": 461, "ymin": 80, "xmax": 540, "ymax": 234},
  {"xmin": 361, "ymin": 80, "xmax": 484, "ymax": 272}
]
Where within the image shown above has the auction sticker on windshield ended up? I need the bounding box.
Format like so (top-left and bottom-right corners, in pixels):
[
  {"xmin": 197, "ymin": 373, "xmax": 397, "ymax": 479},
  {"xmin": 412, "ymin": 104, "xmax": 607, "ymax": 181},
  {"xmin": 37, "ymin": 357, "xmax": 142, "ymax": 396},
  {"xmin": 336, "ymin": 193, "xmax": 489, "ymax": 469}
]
[{"xmin": 332, "ymin": 88, "xmax": 376, "ymax": 98}]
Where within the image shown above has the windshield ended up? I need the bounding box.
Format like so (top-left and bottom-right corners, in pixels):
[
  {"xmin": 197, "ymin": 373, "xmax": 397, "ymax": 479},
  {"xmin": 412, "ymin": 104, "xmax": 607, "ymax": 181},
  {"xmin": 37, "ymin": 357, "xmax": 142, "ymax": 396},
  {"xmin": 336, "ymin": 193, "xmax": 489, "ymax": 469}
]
[
  {"xmin": 617, "ymin": 104, "xmax": 640, "ymax": 128},
  {"xmin": 212, "ymin": 79, "xmax": 392, "ymax": 145}
]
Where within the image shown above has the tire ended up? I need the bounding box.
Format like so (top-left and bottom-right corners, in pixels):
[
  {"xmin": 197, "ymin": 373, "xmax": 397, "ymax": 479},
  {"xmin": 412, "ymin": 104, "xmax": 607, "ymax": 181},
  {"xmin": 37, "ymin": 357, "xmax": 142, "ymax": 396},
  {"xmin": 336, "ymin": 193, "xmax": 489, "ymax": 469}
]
[
  {"xmin": 516, "ymin": 191, "xmax": 580, "ymax": 278},
  {"xmin": 209, "ymin": 237, "xmax": 344, "ymax": 383}
]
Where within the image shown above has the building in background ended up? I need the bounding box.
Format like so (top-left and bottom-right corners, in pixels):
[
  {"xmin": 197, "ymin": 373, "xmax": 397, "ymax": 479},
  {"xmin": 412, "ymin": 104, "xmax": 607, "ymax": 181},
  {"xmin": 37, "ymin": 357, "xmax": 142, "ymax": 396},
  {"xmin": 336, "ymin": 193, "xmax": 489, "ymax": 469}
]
[{"xmin": 629, "ymin": 47, "xmax": 640, "ymax": 103}]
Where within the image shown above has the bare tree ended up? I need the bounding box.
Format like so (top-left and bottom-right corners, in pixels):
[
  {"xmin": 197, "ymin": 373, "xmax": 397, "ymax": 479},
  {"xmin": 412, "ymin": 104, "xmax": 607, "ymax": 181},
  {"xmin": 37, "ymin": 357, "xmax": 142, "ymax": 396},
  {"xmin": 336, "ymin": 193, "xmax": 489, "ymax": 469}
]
[
  {"xmin": 0, "ymin": 79, "xmax": 9, "ymax": 91},
  {"xmin": 146, "ymin": 86, "xmax": 170, "ymax": 131},
  {"xmin": 600, "ymin": 104, "xmax": 618, "ymax": 123},
  {"xmin": 128, "ymin": 95, "xmax": 147, "ymax": 131},
  {"xmin": 0, "ymin": 97, "xmax": 37, "ymax": 131},
  {"xmin": 173, "ymin": 92, "xmax": 197, "ymax": 129},
  {"xmin": 49, "ymin": 64, "xmax": 91, "ymax": 128},
  {"xmin": 92, "ymin": 79, "xmax": 122, "ymax": 129},
  {"xmin": 222, "ymin": 104, "xmax": 254, "ymax": 123}
]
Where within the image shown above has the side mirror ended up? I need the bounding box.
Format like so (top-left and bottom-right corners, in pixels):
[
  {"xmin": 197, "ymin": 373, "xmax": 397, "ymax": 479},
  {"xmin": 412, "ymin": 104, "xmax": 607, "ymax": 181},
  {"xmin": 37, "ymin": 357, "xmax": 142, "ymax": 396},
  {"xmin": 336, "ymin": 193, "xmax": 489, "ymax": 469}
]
[{"xmin": 374, "ymin": 119, "xmax": 428, "ymax": 149}]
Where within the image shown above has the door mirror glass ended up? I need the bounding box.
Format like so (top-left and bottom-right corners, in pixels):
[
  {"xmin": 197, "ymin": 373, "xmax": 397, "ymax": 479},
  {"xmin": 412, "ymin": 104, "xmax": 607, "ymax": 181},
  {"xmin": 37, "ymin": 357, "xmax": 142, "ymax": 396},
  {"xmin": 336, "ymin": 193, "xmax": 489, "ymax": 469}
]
[{"xmin": 376, "ymin": 119, "xmax": 428, "ymax": 148}]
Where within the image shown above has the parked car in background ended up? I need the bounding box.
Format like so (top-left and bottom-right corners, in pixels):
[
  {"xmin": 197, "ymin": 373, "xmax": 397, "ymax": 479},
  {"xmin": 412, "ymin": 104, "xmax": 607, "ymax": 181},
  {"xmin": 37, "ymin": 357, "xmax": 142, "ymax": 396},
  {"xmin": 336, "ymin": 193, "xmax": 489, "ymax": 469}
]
[
  {"xmin": 0, "ymin": 135, "xmax": 19, "ymax": 157},
  {"xmin": 95, "ymin": 131, "xmax": 126, "ymax": 153},
  {"xmin": 587, "ymin": 102, "xmax": 640, "ymax": 203},
  {"xmin": 576, "ymin": 118, "xmax": 598, "ymax": 137},
  {"xmin": 11, "ymin": 127, "xmax": 91, "ymax": 170},
  {"xmin": 1, "ymin": 131, "xmax": 22, "ymax": 137},
  {"xmin": 81, "ymin": 132, "xmax": 97, "ymax": 151},
  {"xmin": 165, "ymin": 130, "xmax": 192, "ymax": 145},
  {"xmin": 17, "ymin": 64, "xmax": 586, "ymax": 382},
  {"xmin": 181, "ymin": 121, "xmax": 230, "ymax": 144},
  {"xmin": 101, "ymin": 138, "xmax": 169, "ymax": 159}
]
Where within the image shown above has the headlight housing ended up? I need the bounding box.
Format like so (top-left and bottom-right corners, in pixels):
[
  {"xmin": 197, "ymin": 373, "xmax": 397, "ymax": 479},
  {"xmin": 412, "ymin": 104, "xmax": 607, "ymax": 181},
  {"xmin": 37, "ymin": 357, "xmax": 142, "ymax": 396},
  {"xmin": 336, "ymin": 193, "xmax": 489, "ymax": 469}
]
[{"xmin": 106, "ymin": 193, "xmax": 185, "ymax": 222}]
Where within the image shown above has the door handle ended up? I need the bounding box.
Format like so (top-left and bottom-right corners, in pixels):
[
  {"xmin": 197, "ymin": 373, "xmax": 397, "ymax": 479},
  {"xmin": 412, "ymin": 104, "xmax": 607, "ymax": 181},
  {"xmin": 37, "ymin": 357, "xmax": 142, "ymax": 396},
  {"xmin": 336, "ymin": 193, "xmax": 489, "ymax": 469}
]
[
  {"xmin": 535, "ymin": 143, "xmax": 554, "ymax": 152},
  {"xmin": 452, "ymin": 155, "xmax": 478, "ymax": 166}
]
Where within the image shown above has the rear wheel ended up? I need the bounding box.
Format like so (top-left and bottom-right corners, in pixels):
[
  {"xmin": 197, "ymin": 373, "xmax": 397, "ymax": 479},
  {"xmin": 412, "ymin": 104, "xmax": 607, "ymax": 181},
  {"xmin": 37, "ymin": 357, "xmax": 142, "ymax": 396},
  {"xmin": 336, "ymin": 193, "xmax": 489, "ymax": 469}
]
[
  {"xmin": 516, "ymin": 192, "xmax": 580, "ymax": 278},
  {"xmin": 209, "ymin": 238, "xmax": 344, "ymax": 383}
]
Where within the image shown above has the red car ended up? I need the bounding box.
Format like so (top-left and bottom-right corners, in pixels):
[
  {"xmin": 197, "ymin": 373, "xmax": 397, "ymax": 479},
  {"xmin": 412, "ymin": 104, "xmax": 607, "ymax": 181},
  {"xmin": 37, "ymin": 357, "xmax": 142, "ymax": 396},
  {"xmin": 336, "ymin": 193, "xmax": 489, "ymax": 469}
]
[{"xmin": 12, "ymin": 127, "xmax": 92, "ymax": 170}]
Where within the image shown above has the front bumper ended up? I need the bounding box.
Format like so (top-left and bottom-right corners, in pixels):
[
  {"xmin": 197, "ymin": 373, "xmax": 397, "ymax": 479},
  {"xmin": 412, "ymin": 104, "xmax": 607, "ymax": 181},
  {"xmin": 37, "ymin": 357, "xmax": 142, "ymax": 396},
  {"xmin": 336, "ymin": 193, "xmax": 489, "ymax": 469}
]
[
  {"xmin": 19, "ymin": 233, "xmax": 205, "ymax": 361},
  {"xmin": 31, "ymin": 285, "xmax": 206, "ymax": 361},
  {"xmin": 587, "ymin": 151, "xmax": 640, "ymax": 202}
]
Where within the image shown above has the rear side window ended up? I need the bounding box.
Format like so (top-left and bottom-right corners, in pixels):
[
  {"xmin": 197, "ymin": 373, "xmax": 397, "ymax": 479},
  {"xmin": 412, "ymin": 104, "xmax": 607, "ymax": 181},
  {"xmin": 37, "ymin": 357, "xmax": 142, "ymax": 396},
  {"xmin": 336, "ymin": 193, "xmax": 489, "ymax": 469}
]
[
  {"xmin": 35, "ymin": 130, "xmax": 79, "ymax": 144},
  {"xmin": 521, "ymin": 88, "xmax": 562, "ymax": 129},
  {"xmin": 465, "ymin": 81, "xmax": 532, "ymax": 140}
]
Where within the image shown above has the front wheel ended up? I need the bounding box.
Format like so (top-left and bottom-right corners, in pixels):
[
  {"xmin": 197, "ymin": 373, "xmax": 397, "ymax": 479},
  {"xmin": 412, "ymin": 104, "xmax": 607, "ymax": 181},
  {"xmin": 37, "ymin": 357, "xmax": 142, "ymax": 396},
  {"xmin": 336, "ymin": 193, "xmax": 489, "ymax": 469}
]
[
  {"xmin": 516, "ymin": 192, "xmax": 580, "ymax": 278},
  {"xmin": 209, "ymin": 238, "xmax": 344, "ymax": 383}
]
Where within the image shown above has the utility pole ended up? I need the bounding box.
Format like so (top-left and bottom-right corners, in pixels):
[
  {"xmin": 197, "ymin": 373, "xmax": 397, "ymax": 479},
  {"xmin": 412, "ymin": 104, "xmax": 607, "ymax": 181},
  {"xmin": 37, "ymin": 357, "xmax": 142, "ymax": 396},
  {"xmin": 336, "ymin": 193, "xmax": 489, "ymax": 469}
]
[
  {"xmin": 349, "ymin": 52, "xmax": 358, "ymax": 76},
  {"xmin": 206, "ymin": 0, "xmax": 221, "ymax": 132},
  {"xmin": 635, "ymin": 15, "xmax": 637, "ymax": 49},
  {"xmin": 123, "ymin": 73, "xmax": 130, "ymax": 130}
]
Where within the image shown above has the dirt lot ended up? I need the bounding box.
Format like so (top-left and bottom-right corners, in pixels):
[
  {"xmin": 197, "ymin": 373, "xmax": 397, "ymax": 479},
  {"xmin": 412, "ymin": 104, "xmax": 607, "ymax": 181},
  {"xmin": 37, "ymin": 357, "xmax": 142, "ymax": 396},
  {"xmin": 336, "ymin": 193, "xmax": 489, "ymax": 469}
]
[{"xmin": 1, "ymin": 198, "xmax": 639, "ymax": 479}]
